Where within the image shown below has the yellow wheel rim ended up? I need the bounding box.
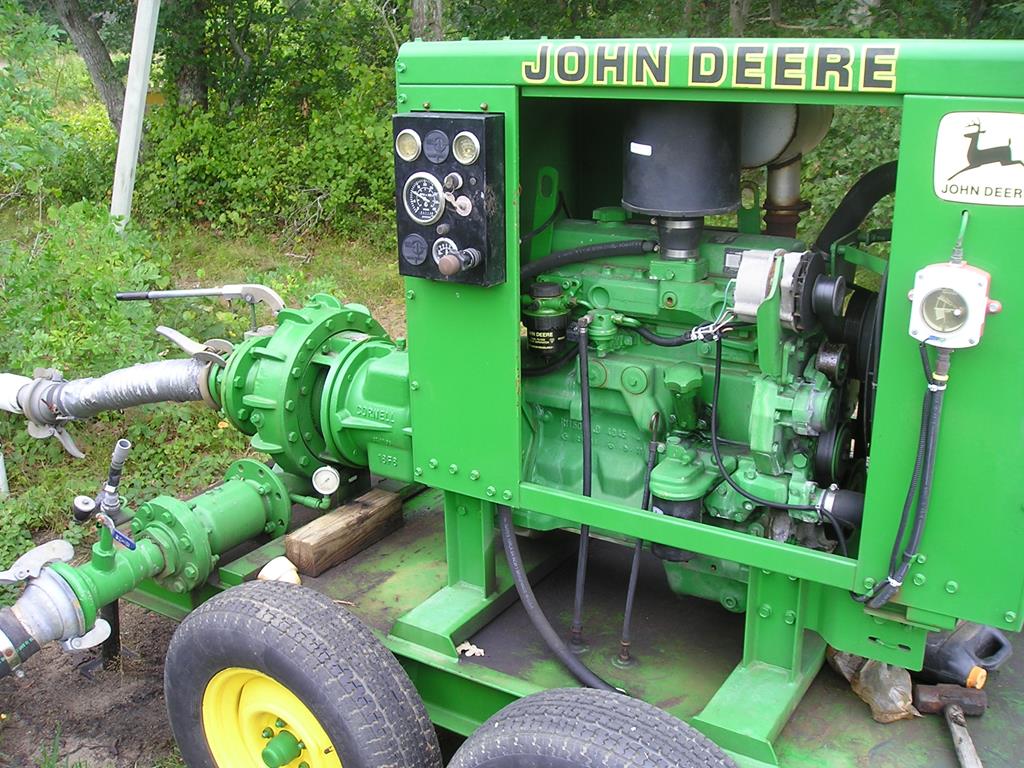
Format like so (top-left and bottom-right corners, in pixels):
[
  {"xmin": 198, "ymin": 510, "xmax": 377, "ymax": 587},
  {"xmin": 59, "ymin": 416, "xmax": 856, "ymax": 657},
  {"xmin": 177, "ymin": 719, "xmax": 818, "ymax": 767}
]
[{"xmin": 201, "ymin": 667, "xmax": 343, "ymax": 768}]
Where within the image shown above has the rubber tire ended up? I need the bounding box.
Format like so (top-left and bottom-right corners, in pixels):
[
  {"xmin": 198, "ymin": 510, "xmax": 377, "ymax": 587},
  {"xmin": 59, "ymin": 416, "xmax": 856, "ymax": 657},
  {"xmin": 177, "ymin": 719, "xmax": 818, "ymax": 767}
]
[
  {"xmin": 448, "ymin": 688, "xmax": 736, "ymax": 768},
  {"xmin": 164, "ymin": 580, "xmax": 442, "ymax": 768}
]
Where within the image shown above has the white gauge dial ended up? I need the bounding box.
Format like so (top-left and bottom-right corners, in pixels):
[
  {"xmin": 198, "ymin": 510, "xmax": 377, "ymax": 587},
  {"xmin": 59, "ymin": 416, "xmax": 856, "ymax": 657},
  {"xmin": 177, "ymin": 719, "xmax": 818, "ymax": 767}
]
[
  {"xmin": 922, "ymin": 287, "xmax": 968, "ymax": 333},
  {"xmin": 403, "ymin": 172, "xmax": 445, "ymax": 225},
  {"xmin": 395, "ymin": 129, "xmax": 422, "ymax": 162},
  {"xmin": 452, "ymin": 131, "xmax": 481, "ymax": 165},
  {"xmin": 432, "ymin": 237, "xmax": 459, "ymax": 264}
]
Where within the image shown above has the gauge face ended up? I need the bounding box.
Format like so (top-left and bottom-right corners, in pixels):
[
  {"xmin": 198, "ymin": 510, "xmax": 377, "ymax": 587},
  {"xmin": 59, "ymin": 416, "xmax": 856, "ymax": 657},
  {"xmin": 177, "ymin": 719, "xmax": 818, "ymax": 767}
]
[
  {"xmin": 395, "ymin": 128, "xmax": 421, "ymax": 161},
  {"xmin": 432, "ymin": 236, "xmax": 458, "ymax": 264},
  {"xmin": 452, "ymin": 131, "xmax": 481, "ymax": 165},
  {"xmin": 423, "ymin": 130, "xmax": 450, "ymax": 163},
  {"xmin": 922, "ymin": 287, "xmax": 969, "ymax": 333},
  {"xmin": 403, "ymin": 172, "xmax": 445, "ymax": 225}
]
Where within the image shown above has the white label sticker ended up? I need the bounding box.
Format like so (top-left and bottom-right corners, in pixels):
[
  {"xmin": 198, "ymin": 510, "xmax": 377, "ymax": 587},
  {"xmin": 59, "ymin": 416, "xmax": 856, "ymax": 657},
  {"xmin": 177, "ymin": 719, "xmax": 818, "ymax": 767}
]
[
  {"xmin": 629, "ymin": 141, "xmax": 653, "ymax": 157},
  {"xmin": 934, "ymin": 111, "xmax": 1024, "ymax": 206}
]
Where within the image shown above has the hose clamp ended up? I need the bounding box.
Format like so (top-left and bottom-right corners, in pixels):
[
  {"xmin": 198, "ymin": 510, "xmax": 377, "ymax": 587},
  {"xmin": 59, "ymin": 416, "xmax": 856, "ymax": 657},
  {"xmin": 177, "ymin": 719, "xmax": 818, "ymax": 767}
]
[{"xmin": 0, "ymin": 628, "xmax": 22, "ymax": 675}]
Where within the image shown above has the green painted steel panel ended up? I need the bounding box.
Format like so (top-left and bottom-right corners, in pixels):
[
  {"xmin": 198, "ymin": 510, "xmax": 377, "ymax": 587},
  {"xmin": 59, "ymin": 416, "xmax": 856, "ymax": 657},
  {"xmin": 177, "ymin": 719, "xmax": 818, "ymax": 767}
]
[
  {"xmin": 401, "ymin": 85, "xmax": 524, "ymax": 506},
  {"xmin": 857, "ymin": 95, "xmax": 1024, "ymax": 632},
  {"xmin": 397, "ymin": 38, "xmax": 1024, "ymax": 101}
]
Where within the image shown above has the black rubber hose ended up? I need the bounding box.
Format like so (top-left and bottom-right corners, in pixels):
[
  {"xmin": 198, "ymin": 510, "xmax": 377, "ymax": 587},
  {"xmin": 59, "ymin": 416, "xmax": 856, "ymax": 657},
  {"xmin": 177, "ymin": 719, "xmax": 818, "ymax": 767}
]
[
  {"xmin": 867, "ymin": 350, "xmax": 949, "ymax": 609},
  {"xmin": 619, "ymin": 437, "xmax": 658, "ymax": 661},
  {"xmin": 814, "ymin": 161, "xmax": 898, "ymax": 253},
  {"xmin": 522, "ymin": 343, "xmax": 579, "ymax": 378},
  {"xmin": 520, "ymin": 239, "xmax": 657, "ymax": 283},
  {"xmin": 520, "ymin": 193, "xmax": 569, "ymax": 245},
  {"xmin": 497, "ymin": 505, "xmax": 616, "ymax": 692},
  {"xmin": 570, "ymin": 321, "xmax": 593, "ymax": 646},
  {"xmin": 634, "ymin": 326, "xmax": 697, "ymax": 348}
]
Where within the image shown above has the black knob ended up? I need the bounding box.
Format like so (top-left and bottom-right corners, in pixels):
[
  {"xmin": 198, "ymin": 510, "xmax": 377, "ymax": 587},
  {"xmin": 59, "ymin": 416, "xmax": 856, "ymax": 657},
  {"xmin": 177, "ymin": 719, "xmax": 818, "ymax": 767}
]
[{"xmin": 73, "ymin": 495, "xmax": 96, "ymax": 523}]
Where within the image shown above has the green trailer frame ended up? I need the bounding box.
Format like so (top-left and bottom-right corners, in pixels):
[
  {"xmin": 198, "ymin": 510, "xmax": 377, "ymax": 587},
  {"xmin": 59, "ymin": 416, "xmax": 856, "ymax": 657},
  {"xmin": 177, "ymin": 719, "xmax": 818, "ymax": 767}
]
[{"xmin": 118, "ymin": 37, "xmax": 1024, "ymax": 767}]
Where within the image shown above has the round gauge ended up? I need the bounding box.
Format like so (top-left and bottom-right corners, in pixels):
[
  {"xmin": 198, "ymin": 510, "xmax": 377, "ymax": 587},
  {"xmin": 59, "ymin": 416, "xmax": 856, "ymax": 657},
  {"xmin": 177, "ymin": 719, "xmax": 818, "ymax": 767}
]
[
  {"xmin": 453, "ymin": 131, "xmax": 481, "ymax": 165},
  {"xmin": 395, "ymin": 129, "xmax": 422, "ymax": 162},
  {"xmin": 921, "ymin": 287, "xmax": 969, "ymax": 333},
  {"xmin": 423, "ymin": 130, "xmax": 450, "ymax": 163},
  {"xmin": 403, "ymin": 172, "xmax": 445, "ymax": 225},
  {"xmin": 432, "ymin": 237, "xmax": 459, "ymax": 264}
]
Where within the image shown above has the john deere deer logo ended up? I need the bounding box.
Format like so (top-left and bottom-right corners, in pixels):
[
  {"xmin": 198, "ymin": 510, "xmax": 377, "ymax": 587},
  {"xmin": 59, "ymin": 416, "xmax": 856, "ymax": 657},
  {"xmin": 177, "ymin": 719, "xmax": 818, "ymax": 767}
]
[{"xmin": 948, "ymin": 120, "xmax": 1024, "ymax": 180}]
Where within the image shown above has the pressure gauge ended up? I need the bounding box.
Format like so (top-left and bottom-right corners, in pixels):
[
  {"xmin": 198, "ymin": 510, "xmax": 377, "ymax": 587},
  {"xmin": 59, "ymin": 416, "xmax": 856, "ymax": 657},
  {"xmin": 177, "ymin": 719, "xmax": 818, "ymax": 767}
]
[
  {"xmin": 395, "ymin": 129, "xmax": 421, "ymax": 162},
  {"xmin": 403, "ymin": 172, "xmax": 445, "ymax": 225},
  {"xmin": 908, "ymin": 261, "xmax": 1000, "ymax": 348},
  {"xmin": 452, "ymin": 131, "xmax": 481, "ymax": 165},
  {"xmin": 921, "ymin": 287, "xmax": 969, "ymax": 333},
  {"xmin": 432, "ymin": 237, "xmax": 459, "ymax": 264}
]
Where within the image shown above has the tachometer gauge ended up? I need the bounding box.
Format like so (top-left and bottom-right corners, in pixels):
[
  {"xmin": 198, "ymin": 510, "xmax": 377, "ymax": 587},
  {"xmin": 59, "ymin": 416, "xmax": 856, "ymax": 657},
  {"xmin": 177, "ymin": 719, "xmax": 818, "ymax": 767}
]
[{"xmin": 403, "ymin": 172, "xmax": 445, "ymax": 226}]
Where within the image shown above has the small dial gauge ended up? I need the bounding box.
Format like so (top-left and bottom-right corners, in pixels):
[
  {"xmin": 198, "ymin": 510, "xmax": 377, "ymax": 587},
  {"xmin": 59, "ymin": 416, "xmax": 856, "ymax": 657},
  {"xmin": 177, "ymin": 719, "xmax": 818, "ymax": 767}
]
[
  {"xmin": 922, "ymin": 287, "xmax": 969, "ymax": 333},
  {"xmin": 395, "ymin": 129, "xmax": 422, "ymax": 161},
  {"xmin": 432, "ymin": 236, "xmax": 459, "ymax": 264},
  {"xmin": 452, "ymin": 131, "xmax": 481, "ymax": 165},
  {"xmin": 403, "ymin": 172, "xmax": 445, "ymax": 226}
]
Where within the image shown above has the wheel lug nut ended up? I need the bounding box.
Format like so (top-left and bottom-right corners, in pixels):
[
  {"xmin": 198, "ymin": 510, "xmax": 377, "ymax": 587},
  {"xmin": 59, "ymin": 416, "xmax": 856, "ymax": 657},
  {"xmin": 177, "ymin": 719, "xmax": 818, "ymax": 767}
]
[
  {"xmin": 275, "ymin": 719, "xmax": 287, "ymax": 728},
  {"xmin": 262, "ymin": 727, "xmax": 274, "ymax": 738}
]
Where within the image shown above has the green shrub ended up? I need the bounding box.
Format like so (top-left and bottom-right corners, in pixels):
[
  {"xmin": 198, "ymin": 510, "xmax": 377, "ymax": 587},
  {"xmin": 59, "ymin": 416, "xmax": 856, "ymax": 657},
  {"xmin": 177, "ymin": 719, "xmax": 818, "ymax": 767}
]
[{"xmin": 0, "ymin": 201, "xmax": 168, "ymax": 375}]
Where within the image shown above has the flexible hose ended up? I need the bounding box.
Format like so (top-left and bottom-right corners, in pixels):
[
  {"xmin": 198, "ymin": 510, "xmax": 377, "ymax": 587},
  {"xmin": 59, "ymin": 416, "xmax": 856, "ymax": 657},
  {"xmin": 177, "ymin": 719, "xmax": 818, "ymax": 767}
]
[
  {"xmin": 813, "ymin": 161, "xmax": 898, "ymax": 253},
  {"xmin": 570, "ymin": 321, "xmax": 593, "ymax": 646},
  {"xmin": 866, "ymin": 348, "xmax": 949, "ymax": 609},
  {"xmin": 520, "ymin": 239, "xmax": 657, "ymax": 283},
  {"xmin": 497, "ymin": 505, "xmax": 616, "ymax": 691},
  {"xmin": 634, "ymin": 326, "xmax": 697, "ymax": 348}
]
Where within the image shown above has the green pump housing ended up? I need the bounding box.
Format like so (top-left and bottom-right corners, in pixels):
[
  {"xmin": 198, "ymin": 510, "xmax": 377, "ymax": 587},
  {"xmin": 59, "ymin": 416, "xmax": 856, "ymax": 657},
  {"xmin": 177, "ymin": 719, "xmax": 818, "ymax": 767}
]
[{"xmin": 3, "ymin": 36, "xmax": 1024, "ymax": 768}]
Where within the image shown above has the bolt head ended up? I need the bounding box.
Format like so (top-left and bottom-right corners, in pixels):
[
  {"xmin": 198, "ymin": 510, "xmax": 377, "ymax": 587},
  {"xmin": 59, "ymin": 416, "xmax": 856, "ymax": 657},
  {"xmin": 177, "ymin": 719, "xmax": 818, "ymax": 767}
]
[
  {"xmin": 502, "ymin": 490, "xmax": 513, "ymax": 501},
  {"xmin": 1005, "ymin": 611, "xmax": 1017, "ymax": 624},
  {"xmin": 469, "ymin": 470, "xmax": 480, "ymax": 481},
  {"xmin": 945, "ymin": 580, "xmax": 959, "ymax": 594},
  {"xmin": 758, "ymin": 604, "xmax": 773, "ymax": 619},
  {"xmin": 448, "ymin": 464, "xmax": 458, "ymax": 475}
]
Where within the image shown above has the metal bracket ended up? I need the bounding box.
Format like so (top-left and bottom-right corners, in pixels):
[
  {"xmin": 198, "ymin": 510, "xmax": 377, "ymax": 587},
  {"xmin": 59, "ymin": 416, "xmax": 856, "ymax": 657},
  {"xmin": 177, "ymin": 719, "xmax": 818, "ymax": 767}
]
[
  {"xmin": 19, "ymin": 369, "xmax": 85, "ymax": 458},
  {"xmin": 155, "ymin": 326, "xmax": 234, "ymax": 368},
  {"xmin": 0, "ymin": 539, "xmax": 75, "ymax": 585},
  {"xmin": 61, "ymin": 618, "xmax": 112, "ymax": 652}
]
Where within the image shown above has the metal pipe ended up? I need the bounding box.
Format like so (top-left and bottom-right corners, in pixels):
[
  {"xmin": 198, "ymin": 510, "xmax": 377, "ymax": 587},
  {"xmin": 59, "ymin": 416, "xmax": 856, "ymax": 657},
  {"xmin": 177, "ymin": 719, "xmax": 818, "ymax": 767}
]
[
  {"xmin": 570, "ymin": 318, "xmax": 592, "ymax": 649},
  {"xmin": 109, "ymin": 0, "xmax": 161, "ymax": 229}
]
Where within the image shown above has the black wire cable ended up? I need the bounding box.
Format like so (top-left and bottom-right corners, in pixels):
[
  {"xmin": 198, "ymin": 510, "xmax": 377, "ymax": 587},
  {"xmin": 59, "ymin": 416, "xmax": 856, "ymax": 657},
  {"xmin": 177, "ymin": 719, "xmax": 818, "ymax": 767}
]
[
  {"xmin": 570, "ymin": 320, "xmax": 592, "ymax": 648},
  {"xmin": 520, "ymin": 193, "xmax": 569, "ymax": 245},
  {"xmin": 522, "ymin": 343, "xmax": 579, "ymax": 378},
  {"xmin": 497, "ymin": 505, "xmax": 616, "ymax": 692}
]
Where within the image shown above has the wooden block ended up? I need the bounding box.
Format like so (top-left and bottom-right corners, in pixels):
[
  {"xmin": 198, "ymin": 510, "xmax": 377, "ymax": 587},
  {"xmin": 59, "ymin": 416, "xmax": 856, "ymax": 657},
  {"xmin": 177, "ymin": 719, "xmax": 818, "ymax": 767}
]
[{"xmin": 285, "ymin": 488, "xmax": 403, "ymax": 576}]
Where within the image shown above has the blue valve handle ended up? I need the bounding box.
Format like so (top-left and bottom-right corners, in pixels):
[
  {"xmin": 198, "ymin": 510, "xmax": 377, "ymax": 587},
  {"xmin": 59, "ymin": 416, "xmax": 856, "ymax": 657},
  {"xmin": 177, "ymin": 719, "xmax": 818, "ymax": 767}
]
[{"xmin": 95, "ymin": 513, "xmax": 137, "ymax": 551}]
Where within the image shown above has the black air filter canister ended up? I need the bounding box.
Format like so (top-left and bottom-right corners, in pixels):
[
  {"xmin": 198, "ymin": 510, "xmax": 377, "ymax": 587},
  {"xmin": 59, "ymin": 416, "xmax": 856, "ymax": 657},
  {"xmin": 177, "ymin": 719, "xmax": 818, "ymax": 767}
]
[{"xmin": 622, "ymin": 102, "xmax": 741, "ymax": 217}]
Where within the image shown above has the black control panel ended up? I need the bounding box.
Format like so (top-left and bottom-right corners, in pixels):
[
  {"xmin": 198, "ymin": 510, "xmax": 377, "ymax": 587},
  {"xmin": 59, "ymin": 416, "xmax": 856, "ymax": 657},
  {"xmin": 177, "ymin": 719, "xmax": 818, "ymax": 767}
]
[{"xmin": 392, "ymin": 113, "xmax": 505, "ymax": 286}]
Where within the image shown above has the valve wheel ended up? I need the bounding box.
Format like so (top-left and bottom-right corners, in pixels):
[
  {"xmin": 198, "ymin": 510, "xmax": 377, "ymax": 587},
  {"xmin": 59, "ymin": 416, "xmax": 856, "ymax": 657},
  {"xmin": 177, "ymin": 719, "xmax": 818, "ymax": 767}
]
[
  {"xmin": 448, "ymin": 688, "xmax": 736, "ymax": 768},
  {"xmin": 165, "ymin": 581, "xmax": 442, "ymax": 768}
]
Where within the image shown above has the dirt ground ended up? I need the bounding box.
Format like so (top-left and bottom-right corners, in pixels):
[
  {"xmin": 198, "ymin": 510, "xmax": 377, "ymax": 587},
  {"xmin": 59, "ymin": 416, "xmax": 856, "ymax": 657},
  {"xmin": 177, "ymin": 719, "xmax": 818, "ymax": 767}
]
[{"xmin": 0, "ymin": 603, "xmax": 178, "ymax": 768}]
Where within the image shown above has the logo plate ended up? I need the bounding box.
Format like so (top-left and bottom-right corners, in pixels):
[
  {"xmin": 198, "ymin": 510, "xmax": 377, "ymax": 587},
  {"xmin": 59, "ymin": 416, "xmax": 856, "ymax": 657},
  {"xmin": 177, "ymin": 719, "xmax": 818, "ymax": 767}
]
[{"xmin": 935, "ymin": 111, "xmax": 1024, "ymax": 207}]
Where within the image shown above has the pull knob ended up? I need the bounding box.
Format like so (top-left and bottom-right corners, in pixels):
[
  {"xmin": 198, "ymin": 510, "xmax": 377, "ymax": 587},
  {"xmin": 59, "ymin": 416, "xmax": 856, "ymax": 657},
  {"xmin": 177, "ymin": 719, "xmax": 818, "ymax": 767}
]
[{"xmin": 438, "ymin": 248, "xmax": 482, "ymax": 277}]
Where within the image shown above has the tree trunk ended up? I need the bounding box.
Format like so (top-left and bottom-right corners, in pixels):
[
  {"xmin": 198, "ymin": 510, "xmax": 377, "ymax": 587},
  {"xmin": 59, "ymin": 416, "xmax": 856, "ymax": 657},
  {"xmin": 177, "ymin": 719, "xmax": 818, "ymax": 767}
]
[
  {"xmin": 966, "ymin": 0, "xmax": 988, "ymax": 35},
  {"xmin": 683, "ymin": 0, "xmax": 696, "ymax": 34},
  {"xmin": 769, "ymin": 0, "xmax": 782, "ymax": 25},
  {"xmin": 47, "ymin": 0, "xmax": 124, "ymax": 131},
  {"xmin": 729, "ymin": 0, "xmax": 751, "ymax": 35},
  {"xmin": 410, "ymin": 0, "xmax": 443, "ymax": 41},
  {"xmin": 168, "ymin": 0, "xmax": 209, "ymax": 110}
]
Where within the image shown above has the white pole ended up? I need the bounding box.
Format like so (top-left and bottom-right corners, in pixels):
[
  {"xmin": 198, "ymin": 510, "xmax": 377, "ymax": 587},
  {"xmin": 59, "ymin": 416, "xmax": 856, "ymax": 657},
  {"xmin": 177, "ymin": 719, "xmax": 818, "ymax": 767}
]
[{"xmin": 110, "ymin": 0, "xmax": 161, "ymax": 230}]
